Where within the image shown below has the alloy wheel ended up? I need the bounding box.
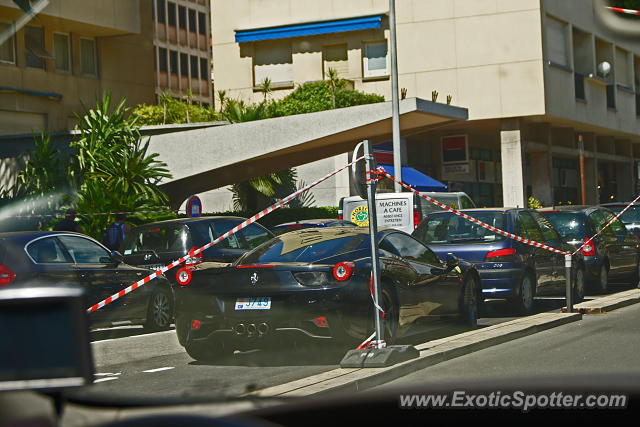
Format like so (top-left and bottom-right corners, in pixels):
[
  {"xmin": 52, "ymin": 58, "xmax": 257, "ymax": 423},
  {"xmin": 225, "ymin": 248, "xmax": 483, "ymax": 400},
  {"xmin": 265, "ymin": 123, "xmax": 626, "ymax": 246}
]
[
  {"xmin": 599, "ymin": 265, "xmax": 609, "ymax": 293},
  {"xmin": 150, "ymin": 292, "xmax": 171, "ymax": 329},
  {"xmin": 574, "ymin": 267, "xmax": 585, "ymax": 302},
  {"xmin": 520, "ymin": 275, "xmax": 534, "ymax": 314}
]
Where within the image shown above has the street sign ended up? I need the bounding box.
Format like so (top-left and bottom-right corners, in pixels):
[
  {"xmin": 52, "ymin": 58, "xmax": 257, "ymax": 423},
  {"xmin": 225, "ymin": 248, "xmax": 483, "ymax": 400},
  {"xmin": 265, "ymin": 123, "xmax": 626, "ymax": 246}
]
[{"xmin": 186, "ymin": 195, "xmax": 202, "ymax": 218}]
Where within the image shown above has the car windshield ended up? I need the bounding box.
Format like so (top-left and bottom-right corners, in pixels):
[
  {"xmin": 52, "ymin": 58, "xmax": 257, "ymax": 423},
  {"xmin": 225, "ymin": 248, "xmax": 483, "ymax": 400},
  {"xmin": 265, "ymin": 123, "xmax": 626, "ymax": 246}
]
[
  {"xmin": 123, "ymin": 224, "xmax": 191, "ymax": 254},
  {"xmin": 414, "ymin": 212, "xmax": 507, "ymax": 244},
  {"xmin": 606, "ymin": 205, "xmax": 640, "ymax": 224},
  {"xmin": 541, "ymin": 212, "xmax": 587, "ymax": 240}
]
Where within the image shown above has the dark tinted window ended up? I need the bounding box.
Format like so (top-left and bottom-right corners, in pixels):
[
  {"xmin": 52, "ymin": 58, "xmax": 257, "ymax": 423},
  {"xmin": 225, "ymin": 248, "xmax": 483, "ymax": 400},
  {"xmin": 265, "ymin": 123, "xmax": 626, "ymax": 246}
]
[
  {"xmin": 158, "ymin": 47, "xmax": 168, "ymax": 72},
  {"xmin": 26, "ymin": 238, "xmax": 71, "ymax": 264},
  {"xmin": 541, "ymin": 212, "xmax": 586, "ymax": 239},
  {"xmin": 414, "ymin": 211, "xmax": 507, "ymax": 244},
  {"xmin": 190, "ymin": 55, "xmax": 199, "ymax": 79},
  {"xmin": 606, "ymin": 205, "xmax": 640, "ymax": 224},
  {"xmin": 170, "ymin": 50, "xmax": 178, "ymax": 74},
  {"xmin": 517, "ymin": 211, "xmax": 544, "ymax": 242},
  {"xmin": 57, "ymin": 236, "xmax": 110, "ymax": 264},
  {"xmin": 381, "ymin": 233, "xmax": 440, "ymax": 264},
  {"xmin": 180, "ymin": 53, "xmax": 188, "ymax": 75},
  {"xmin": 167, "ymin": 2, "xmax": 176, "ymax": 26},
  {"xmin": 602, "ymin": 210, "xmax": 627, "ymax": 235},
  {"xmin": 241, "ymin": 224, "xmax": 273, "ymax": 249},
  {"xmin": 210, "ymin": 219, "xmax": 246, "ymax": 249},
  {"xmin": 188, "ymin": 9, "xmax": 196, "ymax": 32},
  {"xmin": 588, "ymin": 210, "xmax": 613, "ymax": 237},
  {"xmin": 198, "ymin": 12, "xmax": 207, "ymax": 35},
  {"xmin": 178, "ymin": 6, "xmax": 187, "ymax": 29},
  {"xmin": 123, "ymin": 225, "xmax": 191, "ymax": 254},
  {"xmin": 529, "ymin": 211, "xmax": 560, "ymax": 241},
  {"xmin": 239, "ymin": 231, "xmax": 368, "ymax": 265},
  {"xmin": 200, "ymin": 57, "xmax": 208, "ymax": 81},
  {"xmin": 156, "ymin": 0, "xmax": 166, "ymax": 23}
]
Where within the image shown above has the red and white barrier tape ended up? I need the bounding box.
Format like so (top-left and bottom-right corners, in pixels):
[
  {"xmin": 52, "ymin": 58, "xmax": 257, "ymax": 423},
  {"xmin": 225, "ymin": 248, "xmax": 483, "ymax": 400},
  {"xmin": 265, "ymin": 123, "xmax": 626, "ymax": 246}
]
[
  {"xmin": 15, "ymin": 209, "xmax": 177, "ymax": 218},
  {"xmin": 372, "ymin": 167, "xmax": 570, "ymax": 256},
  {"xmin": 572, "ymin": 192, "xmax": 640, "ymax": 256},
  {"xmin": 87, "ymin": 156, "xmax": 364, "ymax": 313},
  {"xmin": 606, "ymin": 6, "xmax": 640, "ymax": 15}
]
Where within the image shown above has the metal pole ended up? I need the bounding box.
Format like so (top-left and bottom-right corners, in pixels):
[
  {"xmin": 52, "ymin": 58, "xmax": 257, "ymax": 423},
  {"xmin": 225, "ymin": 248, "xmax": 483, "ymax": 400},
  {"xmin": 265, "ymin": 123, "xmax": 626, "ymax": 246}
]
[
  {"xmin": 579, "ymin": 135, "xmax": 587, "ymax": 205},
  {"xmin": 364, "ymin": 141, "xmax": 384, "ymax": 347},
  {"xmin": 565, "ymin": 254, "xmax": 573, "ymax": 313},
  {"xmin": 389, "ymin": 0, "xmax": 402, "ymax": 193}
]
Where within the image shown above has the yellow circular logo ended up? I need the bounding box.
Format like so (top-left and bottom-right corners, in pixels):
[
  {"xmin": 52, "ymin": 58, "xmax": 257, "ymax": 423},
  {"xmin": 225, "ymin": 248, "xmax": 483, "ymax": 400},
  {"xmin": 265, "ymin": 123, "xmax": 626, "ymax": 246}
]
[{"xmin": 351, "ymin": 206, "xmax": 369, "ymax": 227}]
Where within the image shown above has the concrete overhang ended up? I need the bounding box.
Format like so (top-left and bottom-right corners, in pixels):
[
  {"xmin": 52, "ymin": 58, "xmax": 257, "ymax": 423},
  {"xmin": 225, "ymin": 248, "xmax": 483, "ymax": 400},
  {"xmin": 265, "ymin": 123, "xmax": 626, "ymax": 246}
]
[{"xmin": 150, "ymin": 97, "xmax": 468, "ymax": 207}]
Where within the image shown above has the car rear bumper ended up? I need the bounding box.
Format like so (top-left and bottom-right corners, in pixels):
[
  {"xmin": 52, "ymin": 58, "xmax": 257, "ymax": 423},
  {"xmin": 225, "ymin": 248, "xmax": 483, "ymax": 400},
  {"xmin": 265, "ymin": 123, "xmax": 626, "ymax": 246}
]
[{"xmin": 475, "ymin": 265, "xmax": 523, "ymax": 298}]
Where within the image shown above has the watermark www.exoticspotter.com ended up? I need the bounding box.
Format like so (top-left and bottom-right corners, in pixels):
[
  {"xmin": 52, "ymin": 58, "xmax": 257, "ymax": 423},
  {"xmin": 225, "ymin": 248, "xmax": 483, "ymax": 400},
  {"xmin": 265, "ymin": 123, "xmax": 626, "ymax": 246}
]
[{"xmin": 399, "ymin": 391, "xmax": 628, "ymax": 411}]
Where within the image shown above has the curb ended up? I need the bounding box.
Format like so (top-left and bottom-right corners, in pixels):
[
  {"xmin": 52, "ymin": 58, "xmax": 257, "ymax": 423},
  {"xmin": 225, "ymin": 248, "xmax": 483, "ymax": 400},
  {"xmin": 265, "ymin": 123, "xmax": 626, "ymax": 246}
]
[
  {"xmin": 248, "ymin": 312, "xmax": 582, "ymax": 398},
  {"xmin": 562, "ymin": 288, "xmax": 640, "ymax": 314},
  {"xmin": 91, "ymin": 330, "xmax": 183, "ymax": 366}
]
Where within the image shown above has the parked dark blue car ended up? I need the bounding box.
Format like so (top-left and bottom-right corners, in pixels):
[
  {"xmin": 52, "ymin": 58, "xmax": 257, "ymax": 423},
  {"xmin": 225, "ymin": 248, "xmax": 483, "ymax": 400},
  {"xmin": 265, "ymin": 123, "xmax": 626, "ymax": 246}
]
[
  {"xmin": 540, "ymin": 206, "xmax": 640, "ymax": 293},
  {"xmin": 412, "ymin": 208, "xmax": 584, "ymax": 314}
]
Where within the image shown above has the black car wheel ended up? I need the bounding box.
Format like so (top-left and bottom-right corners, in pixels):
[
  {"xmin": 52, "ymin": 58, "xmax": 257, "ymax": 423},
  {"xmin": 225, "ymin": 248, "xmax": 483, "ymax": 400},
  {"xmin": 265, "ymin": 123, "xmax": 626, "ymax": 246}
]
[
  {"xmin": 145, "ymin": 290, "xmax": 172, "ymax": 331},
  {"xmin": 511, "ymin": 272, "xmax": 534, "ymax": 315},
  {"xmin": 185, "ymin": 341, "xmax": 232, "ymax": 362},
  {"xmin": 460, "ymin": 274, "xmax": 479, "ymax": 328},
  {"xmin": 573, "ymin": 265, "xmax": 585, "ymax": 303},
  {"xmin": 380, "ymin": 287, "xmax": 398, "ymax": 345},
  {"xmin": 597, "ymin": 264, "xmax": 609, "ymax": 294}
]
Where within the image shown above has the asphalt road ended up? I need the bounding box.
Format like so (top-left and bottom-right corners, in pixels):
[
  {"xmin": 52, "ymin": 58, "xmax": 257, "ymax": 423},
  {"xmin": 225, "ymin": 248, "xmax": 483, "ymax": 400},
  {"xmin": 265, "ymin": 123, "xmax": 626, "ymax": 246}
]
[
  {"xmin": 381, "ymin": 301, "xmax": 640, "ymax": 388},
  {"xmin": 82, "ymin": 293, "xmax": 583, "ymax": 401}
]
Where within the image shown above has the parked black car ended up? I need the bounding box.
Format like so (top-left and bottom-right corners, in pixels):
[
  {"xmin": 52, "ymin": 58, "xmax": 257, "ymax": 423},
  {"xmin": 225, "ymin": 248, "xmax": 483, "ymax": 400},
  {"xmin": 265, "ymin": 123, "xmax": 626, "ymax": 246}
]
[
  {"xmin": 540, "ymin": 206, "xmax": 640, "ymax": 293},
  {"xmin": 173, "ymin": 227, "xmax": 482, "ymax": 361},
  {"xmin": 601, "ymin": 202, "xmax": 640, "ymax": 239},
  {"xmin": 412, "ymin": 208, "xmax": 585, "ymax": 314},
  {"xmin": 270, "ymin": 218, "xmax": 357, "ymax": 235},
  {"xmin": 121, "ymin": 217, "xmax": 275, "ymax": 282},
  {"xmin": 0, "ymin": 231, "xmax": 172, "ymax": 330}
]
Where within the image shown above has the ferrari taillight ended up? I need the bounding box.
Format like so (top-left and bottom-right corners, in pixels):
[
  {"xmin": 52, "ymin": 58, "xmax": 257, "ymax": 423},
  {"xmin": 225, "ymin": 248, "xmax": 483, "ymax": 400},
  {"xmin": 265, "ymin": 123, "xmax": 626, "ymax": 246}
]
[
  {"xmin": 581, "ymin": 243, "xmax": 596, "ymax": 256},
  {"xmin": 176, "ymin": 267, "xmax": 192, "ymax": 286},
  {"xmin": 0, "ymin": 265, "xmax": 15, "ymax": 287},
  {"xmin": 333, "ymin": 262, "xmax": 355, "ymax": 281}
]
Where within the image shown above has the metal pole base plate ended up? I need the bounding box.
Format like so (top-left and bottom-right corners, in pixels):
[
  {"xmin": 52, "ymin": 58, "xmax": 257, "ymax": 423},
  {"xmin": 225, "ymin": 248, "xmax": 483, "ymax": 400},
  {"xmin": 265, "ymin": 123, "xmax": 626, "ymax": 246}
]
[{"xmin": 339, "ymin": 345, "xmax": 419, "ymax": 368}]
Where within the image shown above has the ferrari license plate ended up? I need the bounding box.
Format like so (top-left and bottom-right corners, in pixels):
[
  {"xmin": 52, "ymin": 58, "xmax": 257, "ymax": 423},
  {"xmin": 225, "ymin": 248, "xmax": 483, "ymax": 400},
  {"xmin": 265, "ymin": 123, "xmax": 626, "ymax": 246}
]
[{"xmin": 235, "ymin": 297, "xmax": 271, "ymax": 310}]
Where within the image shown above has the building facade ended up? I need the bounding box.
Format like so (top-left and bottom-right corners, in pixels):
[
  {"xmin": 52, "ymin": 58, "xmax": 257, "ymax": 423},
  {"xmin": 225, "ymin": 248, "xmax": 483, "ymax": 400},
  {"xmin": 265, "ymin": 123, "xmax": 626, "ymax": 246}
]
[
  {"xmin": 153, "ymin": 0, "xmax": 213, "ymax": 106},
  {"xmin": 211, "ymin": 0, "xmax": 640, "ymax": 208}
]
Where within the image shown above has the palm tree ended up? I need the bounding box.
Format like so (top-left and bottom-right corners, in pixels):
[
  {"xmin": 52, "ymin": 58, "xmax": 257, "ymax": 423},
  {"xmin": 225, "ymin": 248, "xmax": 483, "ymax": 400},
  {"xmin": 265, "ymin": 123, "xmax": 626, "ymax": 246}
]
[
  {"xmin": 184, "ymin": 88, "xmax": 194, "ymax": 123},
  {"xmin": 259, "ymin": 77, "xmax": 272, "ymax": 102},
  {"xmin": 217, "ymin": 90, "xmax": 227, "ymax": 111},
  {"xmin": 326, "ymin": 67, "xmax": 341, "ymax": 108},
  {"xmin": 158, "ymin": 91, "xmax": 172, "ymax": 124}
]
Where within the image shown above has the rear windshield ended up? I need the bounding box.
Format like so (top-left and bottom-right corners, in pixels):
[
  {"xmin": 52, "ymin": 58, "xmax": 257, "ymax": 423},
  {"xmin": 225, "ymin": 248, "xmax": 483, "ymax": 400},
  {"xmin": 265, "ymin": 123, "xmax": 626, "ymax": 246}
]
[
  {"xmin": 238, "ymin": 230, "xmax": 368, "ymax": 265},
  {"xmin": 605, "ymin": 205, "xmax": 640, "ymax": 224},
  {"xmin": 541, "ymin": 212, "xmax": 586, "ymax": 239},
  {"xmin": 414, "ymin": 211, "xmax": 507, "ymax": 244},
  {"xmin": 123, "ymin": 224, "xmax": 192, "ymax": 254},
  {"xmin": 419, "ymin": 194, "xmax": 473, "ymax": 216}
]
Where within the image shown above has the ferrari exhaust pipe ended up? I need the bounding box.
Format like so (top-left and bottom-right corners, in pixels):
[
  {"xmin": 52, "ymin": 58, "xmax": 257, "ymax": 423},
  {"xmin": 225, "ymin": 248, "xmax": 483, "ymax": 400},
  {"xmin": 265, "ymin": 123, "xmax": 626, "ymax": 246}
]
[
  {"xmin": 246, "ymin": 323, "xmax": 257, "ymax": 335},
  {"xmin": 258, "ymin": 323, "xmax": 269, "ymax": 335},
  {"xmin": 234, "ymin": 323, "xmax": 246, "ymax": 335}
]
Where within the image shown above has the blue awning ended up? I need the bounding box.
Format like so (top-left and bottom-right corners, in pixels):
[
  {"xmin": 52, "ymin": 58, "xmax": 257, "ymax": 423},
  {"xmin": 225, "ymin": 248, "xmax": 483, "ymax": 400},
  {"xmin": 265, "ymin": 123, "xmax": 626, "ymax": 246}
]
[
  {"xmin": 235, "ymin": 14, "xmax": 384, "ymax": 43},
  {"xmin": 378, "ymin": 164, "xmax": 447, "ymax": 192}
]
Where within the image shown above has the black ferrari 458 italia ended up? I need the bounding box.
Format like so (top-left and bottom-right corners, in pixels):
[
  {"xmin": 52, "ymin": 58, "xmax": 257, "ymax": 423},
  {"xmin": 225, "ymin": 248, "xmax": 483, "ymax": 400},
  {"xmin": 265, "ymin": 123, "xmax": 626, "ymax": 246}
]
[{"xmin": 172, "ymin": 227, "xmax": 482, "ymax": 361}]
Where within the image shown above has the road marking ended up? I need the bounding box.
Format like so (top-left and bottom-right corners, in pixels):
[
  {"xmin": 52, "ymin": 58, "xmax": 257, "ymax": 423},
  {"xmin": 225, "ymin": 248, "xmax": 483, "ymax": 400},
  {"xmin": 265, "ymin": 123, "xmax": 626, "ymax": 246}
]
[
  {"xmin": 94, "ymin": 373, "xmax": 121, "ymax": 376},
  {"xmin": 143, "ymin": 367, "xmax": 175, "ymax": 373},
  {"xmin": 94, "ymin": 377, "xmax": 119, "ymax": 383}
]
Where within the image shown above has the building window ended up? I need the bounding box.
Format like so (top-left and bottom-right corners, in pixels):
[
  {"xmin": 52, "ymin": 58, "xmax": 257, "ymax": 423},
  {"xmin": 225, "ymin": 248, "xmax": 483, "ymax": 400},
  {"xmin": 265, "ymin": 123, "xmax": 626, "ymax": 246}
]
[
  {"xmin": 253, "ymin": 41, "xmax": 293, "ymax": 87},
  {"xmin": 545, "ymin": 16, "xmax": 569, "ymax": 68},
  {"xmin": 178, "ymin": 6, "xmax": 187, "ymax": 29},
  {"xmin": 190, "ymin": 55, "xmax": 199, "ymax": 79},
  {"xmin": 615, "ymin": 47, "xmax": 632, "ymax": 88},
  {"xmin": 158, "ymin": 47, "xmax": 168, "ymax": 72},
  {"xmin": 198, "ymin": 12, "xmax": 206, "ymax": 35},
  {"xmin": 167, "ymin": 2, "xmax": 176, "ymax": 26},
  {"xmin": 80, "ymin": 38, "xmax": 97, "ymax": 75},
  {"xmin": 323, "ymin": 44, "xmax": 348, "ymax": 78},
  {"xmin": 200, "ymin": 57, "xmax": 208, "ymax": 80},
  {"xmin": 363, "ymin": 40, "xmax": 388, "ymax": 78},
  {"xmin": 156, "ymin": 0, "xmax": 166, "ymax": 23},
  {"xmin": 188, "ymin": 9, "xmax": 196, "ymax": 33},
  {"xmin": 53, "ymin": 33, "xmax": 70, "ymax": 72},
  {"xmin": 169, "ymin": 50, "xmax": 178, "ymax": 74},
  {"xmin": 25, "ymin": 26, "xmax": 45, "ymax": 69},
  {"xmin": 180, "ymin": 52, "xmax": 188, "ymax": 76},
  {"xmin": 0, "ymin": 22, "xmax": 16, "ymax": 64}
]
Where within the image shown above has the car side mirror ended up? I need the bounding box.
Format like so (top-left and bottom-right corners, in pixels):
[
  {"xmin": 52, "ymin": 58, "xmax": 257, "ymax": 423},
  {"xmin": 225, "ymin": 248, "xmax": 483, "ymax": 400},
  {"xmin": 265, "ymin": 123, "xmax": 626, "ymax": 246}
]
[
  {"xmin": 445, "ymin": 252, "xmax": 459, "ymax": 271},
  {"xmin": 110, "ymin": 251, "xmax": 124, "ymax": 265}
]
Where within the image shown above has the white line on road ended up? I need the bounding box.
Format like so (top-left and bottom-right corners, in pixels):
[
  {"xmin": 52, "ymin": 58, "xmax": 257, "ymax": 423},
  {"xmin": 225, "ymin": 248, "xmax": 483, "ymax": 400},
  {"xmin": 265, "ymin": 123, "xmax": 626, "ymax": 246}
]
[
  {"xmin": 94, "ymin": 377, "xmax": 119, "ymax": 383},
  {"xmin": 94, "ymin": 373, "xmax": 121, "ymax": 376},
  {"xmin": 142, "ymin": 367, "xmax": 175, "ymax": 373}
]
